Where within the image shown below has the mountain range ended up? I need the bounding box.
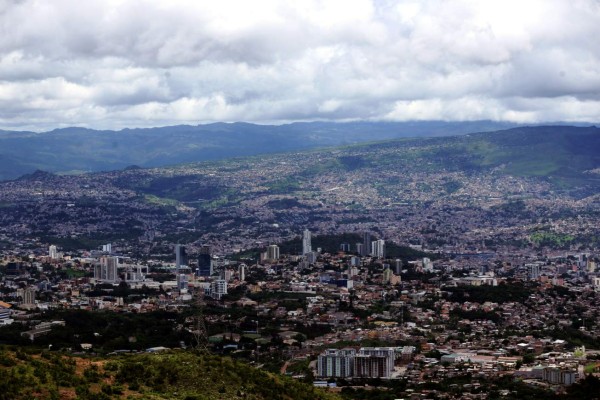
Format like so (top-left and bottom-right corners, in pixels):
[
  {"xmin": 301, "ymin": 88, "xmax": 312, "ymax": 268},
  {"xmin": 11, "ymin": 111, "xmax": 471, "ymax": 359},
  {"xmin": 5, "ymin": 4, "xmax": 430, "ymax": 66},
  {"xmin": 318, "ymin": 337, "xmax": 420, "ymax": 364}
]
[{"xmin": 0, "ymin": 120, "xmax": 552, "ymax": 181}]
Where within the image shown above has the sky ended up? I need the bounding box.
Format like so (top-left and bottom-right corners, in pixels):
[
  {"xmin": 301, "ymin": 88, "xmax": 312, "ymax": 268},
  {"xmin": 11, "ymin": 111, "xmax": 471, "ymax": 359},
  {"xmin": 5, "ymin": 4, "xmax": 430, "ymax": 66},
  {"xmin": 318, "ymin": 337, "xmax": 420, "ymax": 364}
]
[{"xmin": 1, "ymin": 0, "xmax": 600, "ymax": 131}]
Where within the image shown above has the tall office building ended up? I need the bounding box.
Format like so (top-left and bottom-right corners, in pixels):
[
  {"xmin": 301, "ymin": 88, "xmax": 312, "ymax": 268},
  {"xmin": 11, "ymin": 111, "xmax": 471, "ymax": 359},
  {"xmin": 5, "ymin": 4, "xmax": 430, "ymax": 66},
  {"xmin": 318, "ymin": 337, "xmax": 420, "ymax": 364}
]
[
  {"xmin": 198, "ymin": 245, "xmax": 212, "ymax": 277},
  {"xmin": 340, "ymin": 243, "xmax": 351, "ymax": 252},
  {"xmin": 371, "ymin": 239, "xmax": 386, "ymax": 259},
  {"xmin": 267, "ymin": 244, "xmax": 280, "ymax": 260},
  {"xmin": 175, "ymin": 244, "xmax": 187, "ymax": 269},
  {"xmin": 102, "ymin": 243, "xmax": 112, "ymax": 253},
  {"xmin": 48, "ymin": 245, "xmax": 58, "ymax": 260},
  {"xmin": 362, "ymin": 232, "xmax": 371, "ymax": 256},
  {"xmin": 302, "ymin": 229, "xmax": 312, "ymax": 255},
  {"xmin": 238, "ymin": 263, "xmax": 246, "ymax": 282}
]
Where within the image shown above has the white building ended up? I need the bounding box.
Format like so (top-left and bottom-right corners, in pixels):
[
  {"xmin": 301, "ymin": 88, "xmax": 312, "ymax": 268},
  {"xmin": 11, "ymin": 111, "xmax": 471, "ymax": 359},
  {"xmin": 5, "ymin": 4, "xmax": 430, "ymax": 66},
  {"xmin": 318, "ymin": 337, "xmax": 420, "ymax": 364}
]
[
  {"xmin": 371, "ymin": 239, "xmax": 386, "ymax": 258},
  {"xmin": 48, "ymin": 245, "xmax": 58, "ymax": 260},
  {"xmin": 302, "ymin": 229, "xmax": 312, "ymax": 255},
  {"xmin": 318, "ymin": 349, "xmax": 356, "ymax": 378},
  {"xmin": 210, "ymin": 279, "xmax": 228, "ymax": 300}
]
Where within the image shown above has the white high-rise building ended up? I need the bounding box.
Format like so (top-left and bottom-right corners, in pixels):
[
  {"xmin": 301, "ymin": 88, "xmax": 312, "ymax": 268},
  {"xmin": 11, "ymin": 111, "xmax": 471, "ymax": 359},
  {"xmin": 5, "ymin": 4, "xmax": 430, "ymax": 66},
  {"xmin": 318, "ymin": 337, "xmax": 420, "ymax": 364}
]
[
  {"xmin": 317, "ymin": 349, "xmax": 356, "ymax": 378},
  {"xmin": 48, "ymin": 245, "xmax": 58, "ymax": 260},
  {"xmin": 238, "ymin": 264, "xmax": 246, "ymax": 281},
  {"xmin": 302, "ymin": 229, "xmax": 312, "ymax": 255},
  {"xmin": 371, "ymin": 239, "xmax": 386, "ymax": 259}
]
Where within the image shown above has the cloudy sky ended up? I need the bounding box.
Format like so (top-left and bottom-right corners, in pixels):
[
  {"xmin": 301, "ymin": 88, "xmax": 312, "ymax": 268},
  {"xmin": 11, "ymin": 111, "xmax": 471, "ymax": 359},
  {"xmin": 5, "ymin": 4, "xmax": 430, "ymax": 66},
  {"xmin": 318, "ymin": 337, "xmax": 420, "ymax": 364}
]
[{"xmin": 1, "ymin": 0, "xmax": 599, "ymax": 131}]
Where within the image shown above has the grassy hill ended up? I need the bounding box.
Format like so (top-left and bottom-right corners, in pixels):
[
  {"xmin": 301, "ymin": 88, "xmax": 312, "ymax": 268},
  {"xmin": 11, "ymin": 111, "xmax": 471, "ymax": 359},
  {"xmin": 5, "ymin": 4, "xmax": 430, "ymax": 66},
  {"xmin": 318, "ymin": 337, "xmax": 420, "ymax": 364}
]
[{"xmin": 0, "ymin": 348, "xmax": 340, "ymax": 400}]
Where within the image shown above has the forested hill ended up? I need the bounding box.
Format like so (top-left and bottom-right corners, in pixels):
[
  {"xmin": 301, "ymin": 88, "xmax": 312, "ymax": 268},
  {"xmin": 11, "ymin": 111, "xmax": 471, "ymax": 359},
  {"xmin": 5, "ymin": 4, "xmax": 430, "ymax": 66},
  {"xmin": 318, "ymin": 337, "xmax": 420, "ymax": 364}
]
[
  {"xmin": 0, "ymin": 120, "xmax": 523, "ymax": 180},
  {"xmin": 0, "ymin": 349, "xmax": 340, "ymax": 400}
]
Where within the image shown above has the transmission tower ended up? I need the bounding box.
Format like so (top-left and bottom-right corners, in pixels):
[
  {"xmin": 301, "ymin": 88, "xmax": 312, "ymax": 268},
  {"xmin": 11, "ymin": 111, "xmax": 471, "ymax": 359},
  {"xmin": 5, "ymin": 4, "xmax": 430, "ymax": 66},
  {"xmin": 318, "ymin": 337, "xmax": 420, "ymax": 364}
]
[{"xmin": 191, "ymin": 289, "xmax": 209, "ymax": 353}]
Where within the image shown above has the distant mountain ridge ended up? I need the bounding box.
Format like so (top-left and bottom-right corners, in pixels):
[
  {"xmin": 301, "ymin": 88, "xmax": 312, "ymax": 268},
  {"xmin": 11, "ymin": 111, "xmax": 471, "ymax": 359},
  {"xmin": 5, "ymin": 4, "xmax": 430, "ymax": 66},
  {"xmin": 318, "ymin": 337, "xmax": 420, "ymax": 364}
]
[{"xmin": 0, "ymin": 120, "xmax": 532, "ymax": 181}]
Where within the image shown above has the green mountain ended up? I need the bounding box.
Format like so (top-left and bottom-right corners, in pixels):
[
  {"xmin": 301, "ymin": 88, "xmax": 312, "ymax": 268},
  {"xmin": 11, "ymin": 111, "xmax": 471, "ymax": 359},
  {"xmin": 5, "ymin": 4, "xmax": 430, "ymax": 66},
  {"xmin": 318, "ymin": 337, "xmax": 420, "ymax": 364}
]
[{"xmin": 0, "ymin": 121, "xmax": 525, "ymax": 181}]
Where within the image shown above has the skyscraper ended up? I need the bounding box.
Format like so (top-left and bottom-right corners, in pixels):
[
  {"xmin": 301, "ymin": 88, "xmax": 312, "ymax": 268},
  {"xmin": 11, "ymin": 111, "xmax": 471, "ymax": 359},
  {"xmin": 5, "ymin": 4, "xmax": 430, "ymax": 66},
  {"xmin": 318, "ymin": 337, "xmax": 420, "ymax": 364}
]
[
  {"xmin": 175, "ymin": 244, "xmax": 187, "ymax": 269},
  {"xmin": 362, "ymin": 232, "xmax": 371, "ymax": 256},
  {"xmin": 302, "ymin": 229, "xmax": 312, "ymax": 255},
  {"xmin": 198, "ymin": 245, "xmax": 212, "ymax": 277},
  {"xmin": 371, "ymin": 239, "xmax": 386, "ymax": 259},
  {"xmin": 48, "ymin": 245, "xmax": 58, "ymax": 260},
  {"xmin": 95, "ymin": 256, "xmax": 119, "ymax": 283},
  {"xmin": 266, "ymin": 244, "xmax": 280, "ymax": 260},
  {"xmin": 238, "ymin": 263, "xmax": 246, "ymax": 282}
]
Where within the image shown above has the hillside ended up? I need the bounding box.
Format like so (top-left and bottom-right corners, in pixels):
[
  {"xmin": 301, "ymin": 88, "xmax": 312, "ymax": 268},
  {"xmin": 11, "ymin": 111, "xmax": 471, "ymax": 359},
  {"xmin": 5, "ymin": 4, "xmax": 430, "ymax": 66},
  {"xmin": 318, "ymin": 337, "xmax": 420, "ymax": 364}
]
[
  {"xmin": 2, "ymin": 125, "xmax": 600, "ymax": 254},
  {"xmin": 0, "ymin": 120, "xmax": 522, "ymax": 181},
  {"xmin": 0, "ymin": 348, "xmax": 340, "ymax": 400}
]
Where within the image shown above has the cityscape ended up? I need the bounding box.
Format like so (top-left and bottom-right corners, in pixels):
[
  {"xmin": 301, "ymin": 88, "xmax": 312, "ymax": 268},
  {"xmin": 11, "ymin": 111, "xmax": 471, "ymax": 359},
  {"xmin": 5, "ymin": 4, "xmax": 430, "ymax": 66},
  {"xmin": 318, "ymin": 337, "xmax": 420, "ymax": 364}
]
[
  {"xmin": 1, "ymin": 130, "xmax": 600, "ymax": 398},
  {"xmin": 2, "ymin": 1, "xmax": 600, "ymax": 399}
]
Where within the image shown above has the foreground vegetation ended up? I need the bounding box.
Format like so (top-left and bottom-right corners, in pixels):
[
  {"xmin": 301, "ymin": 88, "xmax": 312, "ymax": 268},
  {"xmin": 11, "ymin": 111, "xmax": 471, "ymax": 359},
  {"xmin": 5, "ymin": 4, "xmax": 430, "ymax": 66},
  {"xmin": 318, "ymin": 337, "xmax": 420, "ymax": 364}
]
[{"xmin": 0, "ymin": 348, "xmax": 340, "ymax": 400}]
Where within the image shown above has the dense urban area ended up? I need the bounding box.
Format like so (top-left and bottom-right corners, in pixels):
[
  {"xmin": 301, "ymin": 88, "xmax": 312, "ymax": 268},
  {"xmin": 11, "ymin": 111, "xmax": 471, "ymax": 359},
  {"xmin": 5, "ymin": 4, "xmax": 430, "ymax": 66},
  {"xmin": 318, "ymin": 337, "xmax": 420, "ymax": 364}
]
[{"xmin": 1, "ymin": 129, "xmax": 600, "ymax": 399}]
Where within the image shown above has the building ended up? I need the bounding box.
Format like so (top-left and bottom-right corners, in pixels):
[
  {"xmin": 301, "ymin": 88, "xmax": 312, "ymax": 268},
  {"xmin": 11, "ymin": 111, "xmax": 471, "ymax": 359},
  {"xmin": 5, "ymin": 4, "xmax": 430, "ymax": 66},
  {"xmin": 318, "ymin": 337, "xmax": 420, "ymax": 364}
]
[
  {"xmin": 0, "ymin": 301, "xmax": 12, "ymax": 325},
  {"xmin": 266, "ymin": 245, "xmax": 280, "ymax": 261},
  {"xmin": 382, "ymin": 266, "xmax": 392, "ymax": 284},
  {"xmin": 318, "ymin": 349, "xmax": 356, "ymax": 378},
  {"xmin": 177, "ymin": 273, "xmax": 189, "ymax": 291},
  {"xmin": 48, "ymin": 245, "xmax": 58, "ymax": 260},
  {"xmin": 371, "ymin": 239, "xmax": 386, "ymax": 259},
  {"xmin": 527, "ymin": 263, "xmax": 541, "ymax": 280},
  {"xmin": 542, "ymin": 367, "xmax": 578, "ymax": 385},
  {"xmin": 124, "ymin": 264, "xmax": 149, "ymax": 282},
  {"xmin": 394, "ymin": 259, "xmax": 403, "ymax": 275},
  {"xmin": 317, "ymin": 347, "xmax": 395, "ymax": 379},
  {"xmin": 422, "ymin": 257, "xmax": 433, "ymax": 272},
  {"xmin": 238, "ymin": 263, "xmax": 246, "ymax": 281},
  {"xmin": 175, "ymin": 244, "xmax": 187, "ymax": 269},
  {"xmin": 362, "ymin": 232, "xmax": 371, "ymax": 256},
  {"xmin": 358, "ymin": 347, "xmax": 395, "ymax": 378},
  {"xmin": 302, "ymin": 229, "xmax": 312, "ymax": 255},
  {"xmin": 593, "ymin": 277, "xmax": 600, "ymax": 292},
  {"xmin": 210, "ymin": 279, "xmax": 228, "ymax": 300},
  {"xmin": 355, "ymin": 243, "xmax": 364, "ymax": 256},
  {"xmin": 21, "ymin": 287, "xmax": 36, "ymax": 306},
  {"xmin": 198, "ymin": 245, "xmax": 212, "ymax": 277},
  {"xmin": 340, "ymin": 243, "xmax": 351, "ymax": 252},
  {"xmin": 94, "ymin": 256, "xmax": 120, "ymax": 283},
  {"xmin": 102, "ymin": 243, "xmax": 112, "ymax": 253}
]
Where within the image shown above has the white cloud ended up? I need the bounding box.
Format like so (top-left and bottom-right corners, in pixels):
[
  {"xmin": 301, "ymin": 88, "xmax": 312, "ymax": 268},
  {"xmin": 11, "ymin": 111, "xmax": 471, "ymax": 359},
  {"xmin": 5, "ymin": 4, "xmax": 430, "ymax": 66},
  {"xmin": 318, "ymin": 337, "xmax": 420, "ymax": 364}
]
[{"xmin": 0, "ymin": 0, "xmax": 599, "ymax": 131}]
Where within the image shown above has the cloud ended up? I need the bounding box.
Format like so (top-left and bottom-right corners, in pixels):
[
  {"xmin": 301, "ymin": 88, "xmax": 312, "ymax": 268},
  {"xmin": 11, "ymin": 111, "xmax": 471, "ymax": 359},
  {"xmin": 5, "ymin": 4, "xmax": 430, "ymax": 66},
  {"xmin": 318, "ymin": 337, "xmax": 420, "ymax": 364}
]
[{"xmin": 0, "ymin": 0, "xmax": 599, "ymax": 130}]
